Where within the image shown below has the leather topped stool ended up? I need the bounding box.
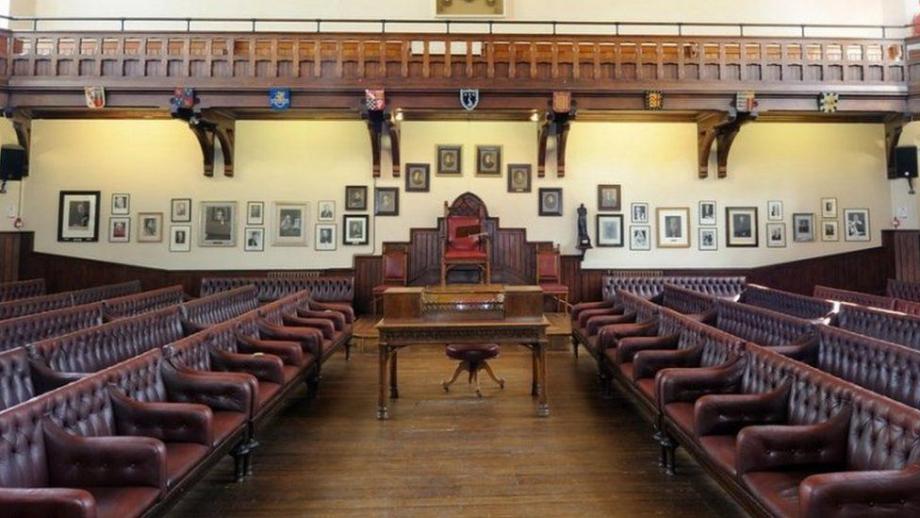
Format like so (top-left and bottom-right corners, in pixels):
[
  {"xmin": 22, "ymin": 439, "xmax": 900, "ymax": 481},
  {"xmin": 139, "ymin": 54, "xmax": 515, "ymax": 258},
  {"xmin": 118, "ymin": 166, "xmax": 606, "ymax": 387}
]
[{"xmin": 442, "ymin": 343, "xmax": 505, "ymax": 397}]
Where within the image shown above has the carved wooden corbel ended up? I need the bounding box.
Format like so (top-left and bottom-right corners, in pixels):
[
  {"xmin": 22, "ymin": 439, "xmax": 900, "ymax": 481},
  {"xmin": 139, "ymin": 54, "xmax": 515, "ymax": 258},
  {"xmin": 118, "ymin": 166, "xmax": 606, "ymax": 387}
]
[
  {"xmin": 538, "ymin": 92, "xmax": 577, "ymax": 178},
  {"xmin": 187, "ymin": 109, "xmax": 235, "ymax": 178},
  {"xmin": 6, "ymin": 109, "xmax": 31, "ymax": 176},
  {"xmin": 697, "ymin": 110, "xmax": 754, "ymax": 179},
  {"xmin": 361, "ymin": 107, "xmax": 400, "ymax": 178},
  {"xmin": 387, "ymin": 120, "xmax": 401, "ymax": 178}
]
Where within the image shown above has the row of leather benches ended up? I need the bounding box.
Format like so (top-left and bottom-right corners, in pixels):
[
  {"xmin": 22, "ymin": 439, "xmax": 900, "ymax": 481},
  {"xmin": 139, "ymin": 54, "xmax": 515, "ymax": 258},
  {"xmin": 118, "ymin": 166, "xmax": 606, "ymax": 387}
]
[
  {"xmin": 0, "ymin": 287, "xmax": 354, "ymax": 517},
  {"xmin": 0, "ymin": 280, "xmax": 142, "ymax": 320},
  {"xmin": 815, "ymin": 283, "xmax": 920, "ymax": 316},
  {"xmin": 0, "ymin": 278, "xmax": 45, "ymax": 302}
]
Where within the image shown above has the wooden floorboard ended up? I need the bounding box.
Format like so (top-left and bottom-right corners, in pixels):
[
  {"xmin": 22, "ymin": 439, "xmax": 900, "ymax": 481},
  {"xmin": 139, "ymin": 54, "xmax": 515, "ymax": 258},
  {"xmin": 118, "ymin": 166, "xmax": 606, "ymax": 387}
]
[{"xmin": 167, "ymin": 348, "xmax": 746, "ymax": 517}]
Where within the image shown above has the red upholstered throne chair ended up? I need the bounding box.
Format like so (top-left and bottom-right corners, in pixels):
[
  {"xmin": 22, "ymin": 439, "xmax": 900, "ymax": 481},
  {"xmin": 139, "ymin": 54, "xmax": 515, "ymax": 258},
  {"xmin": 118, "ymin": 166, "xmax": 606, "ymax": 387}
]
[
  {"xmin": 441, "ymin": 201, "xmax": 491, "ymax": 285},
  {"xmin": 373, "ymin": 244, "xmax": 408, "ymax": 315},
  {"xmin": 536, "ymin": 244, "xmax": 569, "ymax": 313}
]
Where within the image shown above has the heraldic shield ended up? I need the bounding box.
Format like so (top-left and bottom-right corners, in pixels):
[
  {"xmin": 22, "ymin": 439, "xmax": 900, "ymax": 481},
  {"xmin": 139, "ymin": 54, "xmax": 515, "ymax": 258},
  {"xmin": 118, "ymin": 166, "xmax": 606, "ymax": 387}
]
[{"xmin": 460, "ymin": 89, "xmax": 480, "ymax": 111}]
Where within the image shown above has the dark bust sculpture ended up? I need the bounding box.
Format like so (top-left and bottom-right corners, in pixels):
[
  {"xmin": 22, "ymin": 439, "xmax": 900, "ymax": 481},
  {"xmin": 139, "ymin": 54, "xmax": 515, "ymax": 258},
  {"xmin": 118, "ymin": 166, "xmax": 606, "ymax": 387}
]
[{"xmin": 577, "ymin": 203, "xmax": 592, "ymax": 249}]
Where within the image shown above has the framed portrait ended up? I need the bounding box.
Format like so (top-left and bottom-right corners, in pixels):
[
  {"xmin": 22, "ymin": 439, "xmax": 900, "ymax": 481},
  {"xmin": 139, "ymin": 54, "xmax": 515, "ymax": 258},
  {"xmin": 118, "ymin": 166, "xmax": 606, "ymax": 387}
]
[
  {"xmin": 476, "ymin": 145, "xmax": 502, "ymax": 176},
  {"xmin": 343, "ymin": 214, "xmax": 369, "ymax": 246},
  {"xmin": 315, "ymin": 223, "xmax": 337, "ymax": 251},
  {"xmin": 597, "ymin": 185, "xmax": 621, "ymax": 212},
  {"xmin": 822, "ymin": 220, "xmax": 839, "ymax": 242},
  {"xmin": 699, "ymin": 201, "xmax": 717, "ymax": 226},
  {"xmin": 767, "ymin": 223, "xmax": 787, "ymax": 248},
  {"xmin": 844, "ymin": 209, "xmax": 870, "ymax": 242},
  {"xmin": 171, "ymin": 198, "xmax": 192, "ymax": 223},
  {"xmin": 767, "ymin": 200, "xmax": 784, "ymax": 222},
  {"xmin": 58, "ymin": 191, "xmax": 100, "ymax": 242},
  {"xmin": 108, "ymin": 217, "xmax": 130, "ymax": 243},
  {"xmin": 725, "ymin": 207, "xmax": 758, "ymax": 247},
  {"xmin": 699, "ymin": 228, "xmax": 718, "ymax": 251},
  {"xmin": 199, "ymin": 201, "xmax": 237, "ymax": 247},
  {"xmin": 345, "ymin": 185, "xmax": 368, "ymax": 211},
  {"xmin": 246, "ymin": 201, "xmax": 264, "ymax": 225},
  {"xmin": 793, "ymin": 213, "xmax": 815, "ymax": 242},
  {"xmin": 111, "ymin": 193, "xmax": 130, "ymax": 216},
  {"xmin": 375, "ymin": 188, "xmax": 399, "ymax": 216},
  {"xmin": 405, "ymin": 164, "xmax": 430, "ymax": 193},
  {"xmin": 243, "ymin": 227, "xmax": 264, "ymax": 252},
  {"xmin": 137, "ymin": 212, "xmax": 164, "ymax": 243},
  {"xmin": 656, "ymin": 207, "xmax": 690, "ymax": 248},
  {"xmin": 169, "ymin": 225, "xmax": 191, "ymax": 252},
  {"xmin": 507, "ymin": 164, "xmax": 531, "ymax": 193},
  {"xmin": 437, "ymin": 145, "xmax": 462, "ymax": 175},
  {"xmin": 821, "ymin": 197, "xmax": 838, "ymax": 219},
  {"xmin": 273, "ymin": 202, "xmax": 308, "ymax": 246},
  {"xmin": 596, "ymin": 214, "xmax": 624, "ymax": 247},
  {"xmin": 629, "ymin": 225, "xmax": 651, "ymax": 251},
  {"xmin": 631, "ymin": 202, "xmax": 649, "ymax": 224},
  {"xmin": 539, "ymin": 188, "xmax": 563, "ymax": 216},
  {"xmin": 317, "ymin": 200, "xmax": 335, "ymax": 222}
]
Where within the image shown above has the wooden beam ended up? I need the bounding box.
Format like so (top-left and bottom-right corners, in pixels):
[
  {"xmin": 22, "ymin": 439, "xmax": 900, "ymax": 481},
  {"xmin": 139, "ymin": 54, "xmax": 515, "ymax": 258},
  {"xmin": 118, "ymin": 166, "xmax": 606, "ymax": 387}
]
[
  {"xmin": 697, "ymin": 111, "xmax": 754, "ymax": 179},
  {"xmin": 539, "ymin": 92, "xmax": 577, "ymax": 178},
  {"xmin": 361, "ymin": 107, "xmax": 386, "ymax": 178},
  {"xmin": 387, "ymin": 121, "xmax": 401, "ymax": 178}
]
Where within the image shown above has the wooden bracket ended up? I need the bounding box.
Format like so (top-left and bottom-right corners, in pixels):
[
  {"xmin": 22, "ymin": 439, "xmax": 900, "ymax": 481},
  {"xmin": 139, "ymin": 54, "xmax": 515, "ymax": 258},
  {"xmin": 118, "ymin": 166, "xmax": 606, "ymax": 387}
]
[
  {"xmin": 7, "ymin": 109, "xmax": 31, "ymax": 176},
  {"xmin": 388, "ymin": 121, "xmax": 401, "ymax": 178},
  {"xmin": 361, "ymin": 106, "xmax": 400, "ymax": 178},
  {"xmin": 538, "ymin": 93, "xmax": 577, "ymax": 178},
  {"xmin": 885, "ymin": 113, "xmax": 915, "ymax": 178},
  {"xmin": 697, "ymin": 110, "xmax": 754, "ymax": 179},
  {"xmin": 188, "ymin": 109, "xmax": 235, "ymax": 177}
]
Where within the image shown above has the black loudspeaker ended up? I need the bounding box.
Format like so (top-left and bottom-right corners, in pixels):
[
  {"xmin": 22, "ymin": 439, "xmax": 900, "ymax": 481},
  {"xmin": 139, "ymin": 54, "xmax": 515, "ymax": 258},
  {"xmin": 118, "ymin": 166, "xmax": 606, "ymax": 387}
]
[
  {"xmin": 0, "ymin": 145, "xmax": 26, "ymax": 181},
  {"xmin": 892, "ymin": 146, "xmax": 919, "ymax": 179}
]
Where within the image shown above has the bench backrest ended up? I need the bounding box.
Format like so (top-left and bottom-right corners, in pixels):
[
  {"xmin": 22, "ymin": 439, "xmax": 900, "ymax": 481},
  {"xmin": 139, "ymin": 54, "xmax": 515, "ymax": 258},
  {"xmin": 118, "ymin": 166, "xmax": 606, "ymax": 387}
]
[
  {"xmin": 600, "ymin": 275, "xmax": 746, "ymax": 302},
  {"xmin": 887, "ymin": 278, "xmax": 920, "ymax": 302},
  {"xmin": 659, "ymin": 307, "xmax": 746, "ymax": 368},
  {"xmin": 181, "ymin": 285, "xmax": 259, "ymax": 326},
  {"xmin": 200, "ymin": 276, "xmax": 354, "ymax": 303},
  {"xmin": 834, "ymin": 303, "xmax": 920, "ymax": 351},
  {"xmin": 0, "ymin": 279, "xmax": 45, "ymax": 302},
  {"xmin": 102, "ymin": 285, "xmax": 185, "ymax": 320},
  {"xmin": 739, "ymin": 284, "xmax": 835, "ymax": 321},
  {"xmin": 0, "ymin": 348, "xmax": 35, "ymax": 411},
  {"xmin": 0, "ymin": 302, "xmax": 104, "ymax": 352},
  {"xmin": 814, "ymin": 285, "xmax": 896, "ymax": 311},
  {"xmin": 714, "ymin": 299, "xmax": 816, "ymax": 346}
]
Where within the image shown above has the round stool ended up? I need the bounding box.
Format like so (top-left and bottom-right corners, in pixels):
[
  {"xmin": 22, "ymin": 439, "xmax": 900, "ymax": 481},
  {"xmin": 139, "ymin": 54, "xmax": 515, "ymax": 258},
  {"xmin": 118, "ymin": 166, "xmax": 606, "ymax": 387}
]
[{"xmin": 442, "ymin": 343, "xmax": 505, "ymax": 397}]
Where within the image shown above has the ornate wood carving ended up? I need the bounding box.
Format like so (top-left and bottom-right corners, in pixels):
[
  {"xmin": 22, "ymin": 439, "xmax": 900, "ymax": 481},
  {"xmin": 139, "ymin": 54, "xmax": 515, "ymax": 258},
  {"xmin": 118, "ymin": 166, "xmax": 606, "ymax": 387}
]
[
  {"xmin": 186, "ymin": 110, "xmax": 235, "ymax": 177},
  {"xmin": 697, "ymin": 111, "xmax": 754, "ymax": 179},
  {"xmin": 361, "ymin": 106, "xmax": 400, "ymax": 178},
  {"xmin": 7, "ymin": 109, "xmax": 31, "ymax": 176},
  {"xmin": 538, "ymin": 92, "xmax": 577, "ymax": 178}
]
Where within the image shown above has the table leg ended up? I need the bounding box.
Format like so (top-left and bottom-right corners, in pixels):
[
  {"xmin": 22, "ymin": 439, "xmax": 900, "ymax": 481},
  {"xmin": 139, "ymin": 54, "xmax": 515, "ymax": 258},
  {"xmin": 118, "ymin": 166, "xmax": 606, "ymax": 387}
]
[
  {"xmin": 377, "ymin": 344, "xmax": 390, "ymax": 420},
  {"xmin": 536, "ymin": 342, "xmax": 550, "ymax": 417},
  {"xmin": 389, "ymin": 350, "xmax": 399, "ymax": 399},
  {"xmin": 530, "ymin": 347, "xmax": 538, "ymax": 397}
]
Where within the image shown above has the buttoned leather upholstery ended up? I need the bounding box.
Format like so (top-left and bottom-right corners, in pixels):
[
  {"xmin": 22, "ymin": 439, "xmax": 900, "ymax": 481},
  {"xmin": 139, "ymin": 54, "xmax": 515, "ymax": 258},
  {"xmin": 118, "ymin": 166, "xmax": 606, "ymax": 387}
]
[
  {"xmin": 0, "ymin": 281, "xmax": 141, "ymax": 321},
  {"xmin": 887, "ymin": 278, "xmax": 920, "ymax": 302},
  {"xmin": 711, "ymin": 299, "xmax": 817, "ymax": 347},
  {"xmin": 0, "ymin": 302, "xmax": 103, "ymax": 353},
  {"xmin": 200, "ymin": 276, "xmax": 354, "ymax": 303},
  {"xmin": 599, "ymin": 275, "xmax": 746, "ymax": 302},
  {"xmin": 814, "ymin": 285, "xmax": 896, "ymax": 311},
  {"xmin": 739, "ymin": 284, "xmax": 835, "ymax": 321},
  {"xmin": 0, "ymin": 279, "xmax": 45, "ymax": 302},
  {"xmin": 834, "ymin": 303, "xmax": 920, "ymax": 350},
  {"xmin": 102, "ymin": 285, "xmax": 185, "ymax": 320},
  {"xmin": 180, "ymin": 286, "xmax": 259, "ymax": 328},
  {"xmin": 0, "ymin": 348, "xmax": 37, "ymax": 411}
]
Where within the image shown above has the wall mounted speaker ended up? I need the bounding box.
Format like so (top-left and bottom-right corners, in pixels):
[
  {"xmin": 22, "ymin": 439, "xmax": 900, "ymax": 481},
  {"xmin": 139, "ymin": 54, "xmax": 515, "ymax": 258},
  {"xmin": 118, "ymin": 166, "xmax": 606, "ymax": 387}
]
[
  {"xmin": 892, "ymin": 146, "xmax": 919, "ymax": 179},
  {"xmin": 0, "ymin": 145, "xmax": 26, "ymax": 181}
]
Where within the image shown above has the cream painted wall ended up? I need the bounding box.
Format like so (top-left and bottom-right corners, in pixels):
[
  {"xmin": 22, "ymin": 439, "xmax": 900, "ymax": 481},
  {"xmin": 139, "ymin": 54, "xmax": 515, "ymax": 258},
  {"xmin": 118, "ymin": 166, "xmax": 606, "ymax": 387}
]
[{"xmin": 21, "ymin": 119, "xmax": 891, "ymax": 271}]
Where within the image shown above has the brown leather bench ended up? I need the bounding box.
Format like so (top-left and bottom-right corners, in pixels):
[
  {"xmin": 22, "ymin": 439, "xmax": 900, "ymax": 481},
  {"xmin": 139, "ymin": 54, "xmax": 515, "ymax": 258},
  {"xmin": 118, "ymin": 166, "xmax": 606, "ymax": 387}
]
[
  {"xmin": 0, "ymin": 278, "xmax": 45, "ymax": 302},
  {"xmin": 0, "ymin": 302, "xmax": 103, "ymax": 353},
  {"xmin": 0, "ymin": 281, "xmax": 141, "ymax": 321},
  {"xmin": 887, "ymin": 278, "xmax": 920, "ymax": 302},
  {"xmin": 200, "ymin": 276, "xmax": 354, "ymax": 304},
  {"xmin": 814, "ymin": 284, "xmax": 896, "ymax": 311},
  {"xmin": 832, "ymin": 302, "xmax": 920, "ymax": 351},
  {"xmin": 709, "ymin": 299, "xmax": 818, "ymax": 348},
  {"xmin": 739, "ymin": 284, "xmax": 836, "ymax": 321},
  {"xmin": 102, "ymin": 285, "xmax": 186, "ymax": 320},
  {"xmin": 180, "ymin": 285, "xmax": 260, "ymax": 331}
]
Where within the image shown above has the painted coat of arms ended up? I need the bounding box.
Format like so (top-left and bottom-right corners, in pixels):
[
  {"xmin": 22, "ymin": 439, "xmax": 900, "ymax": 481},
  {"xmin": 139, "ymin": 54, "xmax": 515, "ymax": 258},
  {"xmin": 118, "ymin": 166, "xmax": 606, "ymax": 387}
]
[{"xmin": 460, "ymin": 89, "xmax": 480, "ymax": 111}]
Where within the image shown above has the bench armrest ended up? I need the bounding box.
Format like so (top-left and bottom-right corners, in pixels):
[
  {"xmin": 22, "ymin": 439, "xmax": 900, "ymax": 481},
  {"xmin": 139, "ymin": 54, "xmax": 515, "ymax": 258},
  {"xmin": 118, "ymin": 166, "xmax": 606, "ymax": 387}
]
[
  {"xmin": 656, "ymin": 357, "xmax": 745, "ymax": 407},
  {"xmin": 633, "ymin": 346, "xmax": 702, "ymax": 380},
  {"xmin": 211, "ymin": 349, "xmax": 285, "ymax": 385},
  {"xmin": 737, "ymin": 407, "xmax": 851, "ymax": 474},
  {"xmin": 799, "ymin": 465, "xmax": 920, "ymax": 518},
  {"xmin": 161, "ymin": 361, "xmax": 254, "ymax": 415},
  {"xmin": 235, "ymin": 333, "xmax": 306, "ymax": 366},
  {"xmin": 109, "ymin": 388, "xmax": 213, "ymax": 446},
  {"xmin": 0, "ymin": 488, "xmax": 97, "ymax": 518},
  {"xmin": 616, "ymin": 334, "xmax": 680, "ymax": 365},
  {"xmin": 694, "ymin": 383, "xmax": 790, "ymax": 437}
]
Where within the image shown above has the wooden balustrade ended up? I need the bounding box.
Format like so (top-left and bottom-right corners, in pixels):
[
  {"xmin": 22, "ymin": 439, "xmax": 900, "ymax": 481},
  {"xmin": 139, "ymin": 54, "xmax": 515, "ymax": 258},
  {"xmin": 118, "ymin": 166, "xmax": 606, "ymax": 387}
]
[{"xmin": 0, "ymin": 31, "xmax": 909, "ymax": 93}]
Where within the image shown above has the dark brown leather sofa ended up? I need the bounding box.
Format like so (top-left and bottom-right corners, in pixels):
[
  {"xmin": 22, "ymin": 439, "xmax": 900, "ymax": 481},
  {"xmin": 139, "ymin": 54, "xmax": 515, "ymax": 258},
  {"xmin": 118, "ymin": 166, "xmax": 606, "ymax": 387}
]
[
  {"xmin": 0, "ymin": 348, "xmax": 40, "ymax": 411},
  {"xmin": 710, "ymin": 299, "xmax": 817, "ymax": 348},
  {"xmin": 200, "ymin": 276, "xmax": 354, "ymax": 304},
  {"xmin": 102, "ymin": 285, "xmax": 186, "ymax": 320},
  {"xmin": 0, "ymin": 281, "xmax": 141, "ymax": 321},
  {"xmin": 813, "ymin": 285, "xmax": 897, "ymax": 311},
  {"xmin": 738, "ymin": 284, "xmax": 836, "ymax": 321},
  {"xmin": 832, "ymin": 302, "xmax": 920, "ymax": 350},
  {"xmin": 0, "ymin": 278, "xmax": 45, "ymax": 302},
  {"xmin": 180, "ymin": 285, "xmax": 260, "ymax": 330},
  {"xmin": 0, "ymin": 302, "xmax": 104, "ymax": 352}
]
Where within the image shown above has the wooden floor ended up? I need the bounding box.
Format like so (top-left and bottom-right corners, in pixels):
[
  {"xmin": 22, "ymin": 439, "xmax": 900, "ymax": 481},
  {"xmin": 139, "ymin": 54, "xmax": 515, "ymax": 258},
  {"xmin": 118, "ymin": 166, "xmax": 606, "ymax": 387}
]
[{"xmin": 168, "ymin": 347, "xmax": 745, "ymax": 517}]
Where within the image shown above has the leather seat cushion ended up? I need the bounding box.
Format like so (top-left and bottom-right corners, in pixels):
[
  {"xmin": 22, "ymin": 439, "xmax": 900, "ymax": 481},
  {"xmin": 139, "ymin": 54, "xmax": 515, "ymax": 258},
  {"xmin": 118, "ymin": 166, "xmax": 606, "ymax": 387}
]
[
  {"xmin": 165, "ymin": 442, "xmax": 210, "ymax": 488},
  {"xmin": 742, "ymin": 469, "xmax": 821, "ymax": 518},
  {"xmin": 636, "ymin": 377, "xmax": 655, "ymax": 401},
  {"xmin": 211, "ymin": 410, "xmax": 247, "ymax": 447},
  {"xmin": 698, "ymin": 435, "xmax": 738, "ymax": 477},
  {"xmin": 282, "ymin": 365, "xmax": 303, "ymax": 384},
  {"xmin": 256, "ymin": 381, "xmax": 283, "ymax": 410},
  {"xmin": 446, "ymin": 343, "xmax": 500, "ymax": 362},
  {"xmin": 444, "ymin": 250, "xmax": 488, "ymax": 260},
  {"xmin": 85, "ymin": 486, "xmax": 160, "ymax": 518},
  {"xmin": 618, "ymin": 362, "xmax": 634, "ymax": 380},
  {"xmin": 664, "ymin": 402, "xmax": 695, "ymax": 435}
]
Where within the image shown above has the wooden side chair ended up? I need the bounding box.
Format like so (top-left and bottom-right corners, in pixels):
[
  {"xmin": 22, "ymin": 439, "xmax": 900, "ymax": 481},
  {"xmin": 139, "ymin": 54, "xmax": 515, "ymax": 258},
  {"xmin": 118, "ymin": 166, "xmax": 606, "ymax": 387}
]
[
  {"xmin": 536, "ymin": 244, "xmax": 569, "ymax": 313},
  {"xmin": 373, "ymin": 244, "xmax": 408, "ymax": 316},
  {"xmin": 441, "ymin": 201, "xmax": 491, "ymax": 285}
]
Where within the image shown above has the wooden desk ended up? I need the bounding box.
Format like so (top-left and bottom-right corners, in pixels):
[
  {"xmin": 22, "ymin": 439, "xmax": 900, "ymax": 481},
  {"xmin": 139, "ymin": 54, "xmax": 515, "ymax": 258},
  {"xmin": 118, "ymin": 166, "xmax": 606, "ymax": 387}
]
[{"xmin": 375, "ymin": 285, "xmax": 550, "ymax": 419}]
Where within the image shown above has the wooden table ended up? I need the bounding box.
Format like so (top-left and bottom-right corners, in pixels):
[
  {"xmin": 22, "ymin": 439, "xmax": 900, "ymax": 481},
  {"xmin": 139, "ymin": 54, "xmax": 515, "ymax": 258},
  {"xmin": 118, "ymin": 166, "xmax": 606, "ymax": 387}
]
[{"xmin": 375, "ymin": 285, "xmax": 550, "ymax": 420}]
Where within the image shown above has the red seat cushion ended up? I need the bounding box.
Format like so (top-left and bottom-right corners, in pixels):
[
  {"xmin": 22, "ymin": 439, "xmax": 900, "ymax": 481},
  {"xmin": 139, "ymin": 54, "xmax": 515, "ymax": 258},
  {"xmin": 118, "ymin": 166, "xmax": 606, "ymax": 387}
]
[
  {"xmin": 85, "ymin": 486, "xmax": 160, "ymax": 518},
  {"xmin": 444, "ymin": 250, "xmax": 488, "ymax": 260},
  {"xmin": 742, "ymin": 470, "xmax": 821, "ymax": 518},
  {"xmin": 164, "ymin": 442, "xmax": 209, "ymax": 488},
  {"xmin": 446, "ymin": 343, "xmax": 500, "ymax": 362},
  {"xmin": 636, "ymin": 377, "xmax": 655, "ymax": 401},
  {"xmin": 618, "ymin": 362, "xmax": 634, "ymax": 380},
  {"xmin": 211, "ymin": 410, "xmax": 247, "ymax": 447},
  {"xmin": 698, "ymin": 435, "xmax": 738, "ymax": 477},
  {"xmin": 664, "ymin": 402, "xmax": 695, "ymax": 436},
  {"xmin": 256, "ymin": 381, "xmax": 283, "ymax": 411}
]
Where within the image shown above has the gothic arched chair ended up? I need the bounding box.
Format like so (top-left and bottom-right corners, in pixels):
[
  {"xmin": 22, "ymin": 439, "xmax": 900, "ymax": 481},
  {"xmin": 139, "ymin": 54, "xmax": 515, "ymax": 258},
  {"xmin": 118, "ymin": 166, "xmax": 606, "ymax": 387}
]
[{"xmin": 441, "ymin": 201, "xmax": 491, "ymax": 285}]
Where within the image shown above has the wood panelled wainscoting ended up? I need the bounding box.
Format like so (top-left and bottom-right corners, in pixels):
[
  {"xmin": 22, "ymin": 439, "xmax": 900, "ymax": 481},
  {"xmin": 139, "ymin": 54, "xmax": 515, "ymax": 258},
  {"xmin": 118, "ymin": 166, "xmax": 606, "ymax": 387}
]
[
  {"xmin": 11, "ymin": 230, "xmax": 914, "ymax": 314},
  {"xmin": 0, "ymin": 232, "xmax": 23, "ymax": 282}
]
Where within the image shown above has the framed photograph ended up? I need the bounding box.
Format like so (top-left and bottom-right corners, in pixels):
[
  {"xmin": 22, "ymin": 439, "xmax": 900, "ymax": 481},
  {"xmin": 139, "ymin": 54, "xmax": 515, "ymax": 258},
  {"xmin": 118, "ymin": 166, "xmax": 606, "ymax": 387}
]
[
  {"xmin": 343, "ymin": 214, "xmax": 369, "ymax": 246},
  {"xmin": 629, "ymin": 225, "xmax": 651, "ymax": 251},
  {"xmin": 507, "ymin": 164, "xmax": 532, "ymax": 193},
  {"xmin": 58, "ymin": 191, "xmax": 100, "ymax": 242},
  {"xmin": 108, "ymin": 217, "xmax": 130, "ymax": 243},
  {"xmin": 597, "ymin": 185, "xmax": 622, "ymax": 212},
  {"xmin": 631, "ymin": 202, "xmax": 649, "ymax": 224},
  {"xmin": 246, "ymin": 201, "xmax": 264, "ymax": 225},
  {"xmin": 111, "ymin": 193, "xmax": 130, "ymax": 216},
  {"xmin": 375, "ymin": 188, "xmax": 399, "ymax": 216},
  {"xmin": 171, "ymin": 198, "xmax": 192, "ymax": 223},
  {"xmin": 243, "ymin": 227, "xmax": 264, "ymax": 252},
  {"xmin": 437, "ymin": 145, "xmax": 462, "ymax": 175},
  {"xmin": 699, "ymin": 201, "xmax": 717, "ymax": 226},
  {"xmin": 656, "ymin": 207, "xmax": 690, "ymax": 248},
  {"xmin": 405, "ymin": 164, "xmax": 430, "ymax": 193},
  {"xmin": 725, "ymin": 207, "xmax": 759, "ymax": 247},
  {"xmin": 767, "ymin": 200, "xmax": 784, "ymax": 222},
  {"xmin": 822, "ymin": 220, "xmax": 839, "ymax": 242},
  {"xmin": 199, "ymin": 201, "xmax": 237, "ymax": 247},
  {"xmin": 345, "ymin": 186, "xmax": 368, "ymax": 211},
  {"xmin": 539, "ymin": 188, "xmax": 563, "ymax": 216},
  {"xmin": 137, "ymin": 212, "xmax": 164, "ymax": 243},
  {"xmin": 821, "ymin": 197, "xmax": 838, "ymax": 219},
  {"xmin": 273, "ymin": 202, "xmax": 309, "ymax": 246},
  {"xmin": 315, "ymin": 223, "xmax": 337, "ymax": 251},
  {"xmin": 476, "ymin": 145, "xmax": 501, "ymax": 176},
  {"xmin": 169, "ymin": 225, "xmax": 191, "ymax": 252},
  {"xmin": 317, "ymin": 200, "xmax": 335, "ymax": 222},
  {"xmin": 596, "ymin": 214, "xmax": 624, "ymax": 247},
  {"xmin": 844, "ymin": 209, "xmax": 870, "ymax": 242},
  {"xmin": 767, "ymin": 223, "xmax": 787, "ymax": 248},
  {"xmin": 793, "ymin": 213, "xmax": 815, "ymax": 242},
  {"xmin": 699, "ymin": 228, "xmax": 718, "ymax": 251}
]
